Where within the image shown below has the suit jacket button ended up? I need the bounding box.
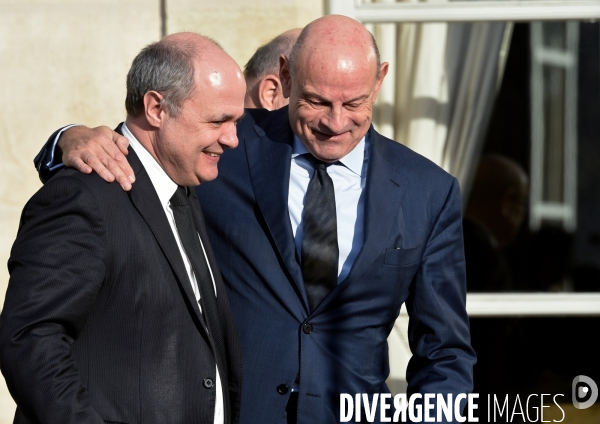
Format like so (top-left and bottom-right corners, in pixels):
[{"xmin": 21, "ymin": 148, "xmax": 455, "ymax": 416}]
[
  {"xmin": 303, "ymin": 323, "xmax": 313, "ymax": 334},
  {"xmin": 203, "ymin": 378, "xmax": 214, "ymax": 389},
  {"xmin": 277, "ymin": 384, "xmax": 289, "ymax": 395}
]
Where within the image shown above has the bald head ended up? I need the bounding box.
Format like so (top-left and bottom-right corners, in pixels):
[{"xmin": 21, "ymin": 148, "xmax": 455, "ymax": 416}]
[
  {"xmin": 280, "ymin": 15, "xmax": 388, "ymax": 162},
  {"xmin": 288, "ymin": 15, "xmax": 381, "ymax": 81}
]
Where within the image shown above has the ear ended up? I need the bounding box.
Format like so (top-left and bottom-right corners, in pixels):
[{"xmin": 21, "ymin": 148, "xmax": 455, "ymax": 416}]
[
  {"xmin": 280, "ymin": 54, "xmax": 292, "ymax": 99},
  {"xmin": 257, "ymin": 75, "xmax": 282, "ymax": 111},
  {"xmin": 371, "ymin": 62, "xmax": 390, "ymax": 103},
  {"xmin": 144, "ymin": 91, "xmax": 166, "ymax": 128}
]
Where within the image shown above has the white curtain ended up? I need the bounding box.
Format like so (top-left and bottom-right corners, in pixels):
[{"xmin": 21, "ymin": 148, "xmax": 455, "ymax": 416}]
[
  {"xmin": 368, "ymin": 3, "xmax": 511, "ymax": 394},
  {"xmin": 373, "ymin": 17, "xmax": 510, "ymax": 197}
]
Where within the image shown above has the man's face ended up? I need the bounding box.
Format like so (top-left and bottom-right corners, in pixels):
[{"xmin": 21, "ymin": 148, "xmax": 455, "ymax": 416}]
[
  {"xmin": 156, "ymin": 66, "xmax": 246, "ymax": 186},
  {"xmin": 283, "ymin": 56, "xmax": 386, "ymax": 162}
]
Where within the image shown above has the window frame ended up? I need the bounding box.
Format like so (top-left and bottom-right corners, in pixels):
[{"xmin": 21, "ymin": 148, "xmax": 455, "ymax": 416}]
[{"xmin": 327, "ymin": 0, "xmax": 600, "ymax": 317}]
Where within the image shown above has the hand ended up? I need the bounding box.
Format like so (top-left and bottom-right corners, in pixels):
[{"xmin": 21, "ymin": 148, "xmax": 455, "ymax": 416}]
[{"xmin": 58, "ymin": 126, "xmax": 135, "ymax": 191}]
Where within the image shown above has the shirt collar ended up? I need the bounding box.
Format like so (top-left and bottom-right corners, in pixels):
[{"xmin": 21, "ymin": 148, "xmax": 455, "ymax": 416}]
[
  {"xmin": 291, "ymin": 133, "xmax": 368, "ymax": 177},
  {"xmin": 122, "ymin": 122, "xmax": 178, "ymax": 208}
]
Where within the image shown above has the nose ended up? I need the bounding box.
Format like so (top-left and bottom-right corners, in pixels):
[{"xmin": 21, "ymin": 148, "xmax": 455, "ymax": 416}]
[
  {"xmin": 321, "ymin": 104, "xmax": 346, "ymax": 134},
  {"xmin": 219, "ymin": 123, "xmax": 239, "ymax": 150}
]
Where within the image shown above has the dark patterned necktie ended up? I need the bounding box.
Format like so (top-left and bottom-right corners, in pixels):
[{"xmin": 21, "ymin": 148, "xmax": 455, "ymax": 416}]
[
  {"xmin": 170, "ymin": 186, "xmax": 230, "ymax": 424},
  {"xmin": 301, "ymin": 155, "xmax": 339, "ymax": 312}
]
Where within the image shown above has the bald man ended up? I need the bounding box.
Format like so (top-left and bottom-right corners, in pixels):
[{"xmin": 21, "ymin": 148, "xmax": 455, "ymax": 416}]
[
  {"xmin": 34, "ymin": 15, "xmax": 475, "ymax": 424},
  {"xmin": 2, "ymin": 33, "xmax": 245, "ymax": 424},
  {"xmin": 243, "ymin": 28, "xmax": 301, "ymax": 110}
]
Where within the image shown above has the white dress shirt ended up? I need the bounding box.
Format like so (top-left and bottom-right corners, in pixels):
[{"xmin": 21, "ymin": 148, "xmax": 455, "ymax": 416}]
[
  {"xmin": 288, "ymin": 134, "xmax": 369, "ymax": 284},
  {"xmin": 122, "ymin": 123, "xmax": 224, "ymax": 424}
]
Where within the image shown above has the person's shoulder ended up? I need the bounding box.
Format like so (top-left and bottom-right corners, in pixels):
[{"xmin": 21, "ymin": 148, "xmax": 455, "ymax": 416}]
[
  {"xmin": 243, "ymin": 106, "xmax": 289, "ymax": 134},
  {"xmin": 46, "ymin": 166, "xmax": 129, "ymax": 203},
  {"xmin": 370, "ymin": 129, "xmax": 454, "ymax": 185},
  {"xmin": 244, "ymin": 107, "xmax": 271, "ymax": 125},
  {"xmin": 52, "ymin": 166, "xmax": 113, "ymax": 187},
  {"xmin": 245, "ymin": 106, "xmax": 287, "ymax": 125},
  {"xmin": 18, "ymin": 169, "xmax": 115, "ymax": 229},
  {"xmin": 232, "ymin": 106, "xmax": 290, "ymax": 153}
]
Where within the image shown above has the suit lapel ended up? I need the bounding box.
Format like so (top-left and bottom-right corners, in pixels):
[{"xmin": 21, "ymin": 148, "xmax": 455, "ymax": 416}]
[
  {"xmin": 314, "ymin": 127, "xmax": 409, "ymax": 312},
  {"xmin": 122, "ymin": 128, "xmax": 205, "ymax": 328},
  {"xmin": 349, "ymin": 129, "xmax": 408, "ymax": 280},
  {"xmin": 245, "ymin": 112, "xmax": 308, "ymax": 310}
]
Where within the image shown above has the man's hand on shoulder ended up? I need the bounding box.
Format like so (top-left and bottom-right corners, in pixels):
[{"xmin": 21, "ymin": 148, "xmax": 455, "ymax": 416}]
[{"xmin": 58, "ymin": 125, "xmax": 135, "ymax": 191}]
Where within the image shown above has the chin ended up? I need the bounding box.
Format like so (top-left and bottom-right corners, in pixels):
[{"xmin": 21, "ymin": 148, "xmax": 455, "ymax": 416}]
[
  {"xmin": 197, "ymin": 172, "xmax": 218, "ymax": 184},
  {"xmin": 315, "ymin": 146, "xmax": 349, "ymax": 161}
]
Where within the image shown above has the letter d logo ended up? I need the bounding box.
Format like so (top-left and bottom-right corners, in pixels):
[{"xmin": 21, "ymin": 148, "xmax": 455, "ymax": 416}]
[{"xmin": 572, "ymin": 375, "xmax": 598, "ymax": 409}]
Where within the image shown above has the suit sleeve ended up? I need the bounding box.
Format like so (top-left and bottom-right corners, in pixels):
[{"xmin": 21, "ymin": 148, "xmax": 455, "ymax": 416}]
[
  {"xmin": 405, "ymin": 177, "xmax": 476, "ymax": 412},
  {"xmin": 0, "ymin": 175, "xmax": 107, "ymax": 424},
  {"xmin": 34, "ymin": 125, "xmax": 77, "ymax": 183}
]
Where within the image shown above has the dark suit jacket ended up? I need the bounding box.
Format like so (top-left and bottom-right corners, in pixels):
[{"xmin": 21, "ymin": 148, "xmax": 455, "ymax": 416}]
[
  {"xmin": 3, "ymin": 129, "xmax": 243, "ymax": 424},
  {"xmin": 196, "ymin": 106, "xmax": 476, "ymax": 423},
  {"xmin": 32, "ymin": 110, "xmax": 476, "ymax": 423}
]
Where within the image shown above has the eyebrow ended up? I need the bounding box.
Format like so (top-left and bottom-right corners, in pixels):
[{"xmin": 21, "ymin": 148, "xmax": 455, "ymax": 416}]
[
  {"xmin": 303, "ymin": 91, "xmax": 369, "ymax": 104},
  {"xmin": 211, "ymin": 111, "xmax": 245, "ymax": 123}
]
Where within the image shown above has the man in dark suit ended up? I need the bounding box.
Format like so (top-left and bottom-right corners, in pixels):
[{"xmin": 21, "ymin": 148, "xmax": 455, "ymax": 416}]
[
  {"xmin": 33, "ymin": 16, "xmax": 476, "ymax": 423},
  {"xmin": 1, "ymin": 32, "xmax": 245, "ymax": 424}
]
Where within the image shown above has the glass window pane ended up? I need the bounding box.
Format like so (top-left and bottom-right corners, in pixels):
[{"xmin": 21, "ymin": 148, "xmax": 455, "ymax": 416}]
[
  {"xmin": 543, "ymin": 21, "xmax": 567, "ymax": 49},
  {"xmin": 542, "ymin": 64, "xmax": 566, "ymax": 203},
  {"xmin": 474, "ymin": 21, "xmax": 600, "ymax": 293}
]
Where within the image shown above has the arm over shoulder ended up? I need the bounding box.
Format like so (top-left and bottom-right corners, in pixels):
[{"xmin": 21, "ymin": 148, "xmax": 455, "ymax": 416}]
[
  {"xmin": 34, "ymin": 124, "xmax": 134, "ymax": 191},
  {"xmin": 34, "ymin": 125, "xmax": 77, "ymax": 183}
]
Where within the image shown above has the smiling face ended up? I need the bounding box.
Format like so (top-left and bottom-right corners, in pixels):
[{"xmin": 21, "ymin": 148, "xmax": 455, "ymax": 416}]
[
  {"xmin": 281, "ymin": 16, "xmax": 388, "ymax": 162},
  {"xmin": 155, "ymin": 52, "xmax": 246, "ymax": 186}
]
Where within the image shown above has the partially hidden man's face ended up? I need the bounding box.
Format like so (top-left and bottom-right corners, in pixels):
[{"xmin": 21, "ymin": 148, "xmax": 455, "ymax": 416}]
[
  {"xmin": 283, "ymin": 53, "xmax": 387, "ymax": 162},
  {"xmin": 157, "ymin": 60, "xmax": 246, "ymax": 186}
]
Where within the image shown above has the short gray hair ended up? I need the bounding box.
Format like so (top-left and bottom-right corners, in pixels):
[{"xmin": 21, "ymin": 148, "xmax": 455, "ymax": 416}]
[
  {"xmin": 287, "ymin": 26, "xmax": 381, "ymax": 80},
  {"xmin": 244, "ymin": 32, "xmax": 299, "ymax": 82},
  {"xmin": 125, "ymin": 39, "xmax": 198, "ymax": 118}
]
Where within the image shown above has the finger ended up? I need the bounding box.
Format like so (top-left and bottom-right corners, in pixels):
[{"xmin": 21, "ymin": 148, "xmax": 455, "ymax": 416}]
[
  {"xmin": 98, "ymin": 134, "xmax": 127, "ymax": 163},
  {"xmin": 101, "ymin": 156, "xmax": 132, "ymax": 191},
  {"xmin": 69, "ymin": 157, "xmax": 93, "ymax": 174},
  {"xmin": 81, "ymin": 152, "xmax": 115, "ymax": 183},
  {"xmin": 112, "ymin": 148, "xmax": 136, "ymax": 184},
  {"xmin": 113, "ymin": 133, "xmax": 130, "ymax": 156},
  {"xmin": 105, "ymin": 131, "xmax": 135, "ymax": 184},
  {"xmin": 59, "ymin": 125, "xmax": 136, "ymax": 187}
]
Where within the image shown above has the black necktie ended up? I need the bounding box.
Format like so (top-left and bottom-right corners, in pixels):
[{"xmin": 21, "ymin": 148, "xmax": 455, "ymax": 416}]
[
  {"xmin": 301, "ymin": 155, "xmax": 339, "ymax": 312},
  {"xmin": 170, "ymin": 186, "xmax": 230, "ymax": 423}
]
